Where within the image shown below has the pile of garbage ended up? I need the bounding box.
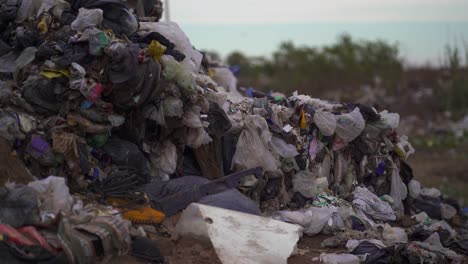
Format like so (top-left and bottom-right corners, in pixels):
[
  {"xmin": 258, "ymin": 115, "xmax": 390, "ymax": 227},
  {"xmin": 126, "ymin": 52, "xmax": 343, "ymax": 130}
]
[{"xmin": 0, "ymin": 1, "xmax": 466, "ymax": 263}]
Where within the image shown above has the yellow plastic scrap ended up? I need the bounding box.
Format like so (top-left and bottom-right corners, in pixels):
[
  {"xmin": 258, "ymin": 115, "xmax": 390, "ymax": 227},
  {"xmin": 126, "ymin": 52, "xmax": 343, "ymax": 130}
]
[
  {"xmin": 103, "ymin": 29, "xmax": 114, "ymax": 40},
  {"xmin": 123, "ymin": 207, "xmax": 165, "ymax": 224},
  {"xmin": 393, "ymin": 145, "xmax": 406, "ymax": 159},
  {"xmin": 41, "ymin": 69, "xmax": 71, "ymax": 79},
  {"xmin": 147, "ymin": 40, "xmax": 166, "ymax": 61},
  {"xmin": 208, "ymin": 68, "xmax": 216, "ymax": 78},
  {"xmin": 299, "ymin": 109, "xmax": 307, "ymax": 129},
  {"xmin": 37, "ymin": 15, "xmax": 51, "ymax": 34}
]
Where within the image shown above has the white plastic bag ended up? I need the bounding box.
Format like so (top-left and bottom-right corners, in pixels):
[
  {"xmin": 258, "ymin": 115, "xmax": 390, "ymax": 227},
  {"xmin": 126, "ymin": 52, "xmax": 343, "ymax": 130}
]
[
  {"xmin": 408, "ymin": 179, "xmax": 421, "ymax": 199},
  {"xmin": 420, "ymin": 187, "xmax": 441, "ymax": 198},
  {"xmin": 379, "ymin": 110, "xmax": 400, "ymax": 129},
  {"xmin": 160, "ymin": 141, "xmax": 177, "ymax": 175},
  {"xmin": 441, "ymin": 203, "xmax": 457, "ymax": 220},
  {"xmin": 160, "ymin": 56, "xmax": 194, "ymax": 90},
  {"xmin": 231, "ymin": 115, "xmax": 277, "ymax": 172},
  {"xmin": 273, "ymin": 207, "xmax": 335, "ymax": 236},
  {"xmin": 335, "ymin": 107, "xmax": 365, "ymax": 142},
  {"xmin": 28, "ymin": 176, "xmax": 73, "ymax": 218},
  {"xmin": 163, "ymin": 97, "xmax": 184, "ymax": 117},
  {"xmin": 182, "ymin": 106, "xmax": 203, "ymax": 128},
  {"xmin": 212, "ymin": 67, "xmax": 237, "ymax": 92},
  {"xmin": 382, "ymin": 224, "xmax": 408, "ymax": 245},
  {"xmin": 139, "ymin": 22, "xmax": 203, "ymax": 72},
  {"xmin": 71, "ymin": 8, "xmax": 103, "ymax": 31},
  {"xmin": 412, "ymin": 212, "xmax": 431, "ymax": 225},
  {"xmin": 292, "ymin": 171, "xmax": 328, "ymax": 198},
  {"xmin": 389, "ymin": 165, "xmax": 408, "ymax": 216},
  {"xmin": 352, "ymin": 187, "xmax": 396, "ymax": 221},
  {"xmin": 69, "ymin": 62, "xmax": 86, "ymax": 90},
  {"xmin": 269, "ymin": 136, "xmax": 299, "ymax": 158},
  {"xmin": 186, "ymin": 127, "xmax": 213, "ymax": 149},
  {"xmin": 313, "ymin": 109, "xmax": 337, "ymax": 136}
]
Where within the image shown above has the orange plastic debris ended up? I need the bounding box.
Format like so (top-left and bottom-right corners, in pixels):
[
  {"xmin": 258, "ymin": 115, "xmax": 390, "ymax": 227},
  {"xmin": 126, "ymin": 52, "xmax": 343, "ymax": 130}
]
[{"xmin": 123, "ymin": 207, "xmax": 165, "ymax": 224}]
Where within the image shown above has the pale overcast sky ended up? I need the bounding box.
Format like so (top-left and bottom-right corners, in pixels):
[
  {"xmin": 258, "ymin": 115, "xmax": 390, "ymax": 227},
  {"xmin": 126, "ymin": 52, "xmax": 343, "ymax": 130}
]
[
  {"xmin": 168, "ymin": 0, "xmax": 468, "ymax": 24},
  {"xmin": 166, "ymin": 0, "xmax": 468, "ymax": 64}
]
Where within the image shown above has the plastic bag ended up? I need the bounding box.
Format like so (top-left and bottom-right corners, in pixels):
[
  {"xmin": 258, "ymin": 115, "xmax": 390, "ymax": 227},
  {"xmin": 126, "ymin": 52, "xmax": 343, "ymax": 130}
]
[
  {"xmin": 28, "ymin": 176, "xmax": 73, "ymax": 221},
  {"xmin": 0, "ymin": 47, "xmax": 37, "ymax": 73},
  {"xmin": 102, "ymin": 138, "xmax": 150, "ymax": 179},
  {"xmin": 335, "ymin": 107, "xmax": 365, "ymax": 142},
  {"xmin": 139, "ymin": 22, "xmax": 203, "ymax": 72},
  {"xmin": 161, "ymin": 56, "xmax": 194, "ymax": 90},
  {"xmin": 163, "ymin": 97, "xmax": 184, "ymax": 117},
  {"xmin": 269, "ymin": 136, "xmax": 299, "ymax": 158},
  {"xmin": 16, "ymin": 0, "xmax": 42, "ymax": 22},
  {"xmin": 88, "ymin": 30, "xmax": 109, "ymax": 56},
  {"xmin": 144, "ymin": 104, "xmax": 166, "ymax": 126},
  {"xmin": 211, "ymin": 67, "xmax": 237, "ymax": 92},
  {"xmin": 379, "ymin": 110, "xmax": 400, "ymax": 129},
  {"xmin": 389, "ymin": 164, "xmax": 408, "ymax": 216},
  {"xmin": 160, "ymin": 141, "xmax": 177, "ymax": 176},
  {"xmin": 412, "ymin": 212, "xmax": 431, "ymax": 225},
  {"xmin": 148, "ymin": 141, "xmax": 177, "ymax": 180},
  {"xmin": 292, "ymin": 171, "xmax": 315, "ymax": 197},
  {"xmin": 71, "ymin": 8, "xmax": 103, "ymax": 31},
  {"xmin": 186, "ymin": 127, "xmax": 213, "ymax": 149},
  {"xmin": 273, "ymin": 207, "xmax": 335, "ymax": 236},
  {"xmin": 292, "ymin": 170, "xmax": 328, "ymax": 198},
  {"xmin": 382, "ymin": 223, "xmax": 408, "ymax": 245},
  {"xmin": 314, "ymin": 109, "xmax": 337, "ymax": 136},
  {"xmin": 270, "ymin": 105, "xmax": 294, "ymax": 127},
  {"xmin": 231, "ymin": 115, "xmax": 277, "ymax": 172},
  {"xmin": 394, "ymin": 135, "xmax": 415, "ymax": 160},
  {"xmin": 69, "ymin": 62, "xmax": 86, "ymax": 90},
  {"xmin": 107, "ymin": 115, "xmax": 125, "ymax": 127},
  {"xmin": 0, "ymin": 185, "xmax": 39, "ymax": 228},
  {"xmin": 182, "ymin": 106, "xmax": 203, "ymax": 128},
  {"xmin": 322, "ymin": 212, "xmax": 346, "ymax": 235},
  {"xmin": 0, "ymin": 110, "xmax": 25, "ymax": 142},
  {"xmin": 408, "ymin": 179, "xmax": 421, "ymax": 199},
  {"xmin": 441, "ymin": 203, "xmax": 457, "ymax": 220},
  {"xmin": 420, "ymin": 187, "xmax": 441, "ymax": 198},
  {"xmin": 352, "ymin": 187, "xmax": 396, "ymax": 221}
]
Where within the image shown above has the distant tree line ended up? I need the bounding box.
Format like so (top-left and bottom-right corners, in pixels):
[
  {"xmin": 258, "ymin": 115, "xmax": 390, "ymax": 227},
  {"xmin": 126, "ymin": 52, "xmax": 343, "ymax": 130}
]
[{"xmin": 223, "ymin": 34, "xmax": 468, "ymax": 119}]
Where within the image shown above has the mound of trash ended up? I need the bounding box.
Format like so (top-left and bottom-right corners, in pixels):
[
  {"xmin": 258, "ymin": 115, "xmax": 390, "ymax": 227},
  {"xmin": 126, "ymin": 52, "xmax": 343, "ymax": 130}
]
[{"xmin": 0, "ymin": 1, "xmax": 466, "ymax": 263}]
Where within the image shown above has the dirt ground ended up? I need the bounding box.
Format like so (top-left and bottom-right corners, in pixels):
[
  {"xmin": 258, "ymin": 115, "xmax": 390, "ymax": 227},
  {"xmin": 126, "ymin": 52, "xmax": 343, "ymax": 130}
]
[
  {"xmin": 408, "ymin": 146, "xmax": 468, "ymax": 202},
  {"xmin": 114, "ymin": 234, "xmax": 339, "ymax": 264}
]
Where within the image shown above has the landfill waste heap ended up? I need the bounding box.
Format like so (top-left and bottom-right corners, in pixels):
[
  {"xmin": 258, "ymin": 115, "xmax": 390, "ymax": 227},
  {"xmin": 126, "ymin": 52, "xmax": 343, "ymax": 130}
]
[{"xmin": 0, "ymin": 1, "xmax": 466, "ymax": 264}]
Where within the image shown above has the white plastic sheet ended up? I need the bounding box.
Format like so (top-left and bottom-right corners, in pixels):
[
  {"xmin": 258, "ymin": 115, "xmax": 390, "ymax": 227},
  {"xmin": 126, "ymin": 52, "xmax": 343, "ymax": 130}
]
[{"xmin": 176, "ymin": 203, "xmax": 302, "ymax": 264}]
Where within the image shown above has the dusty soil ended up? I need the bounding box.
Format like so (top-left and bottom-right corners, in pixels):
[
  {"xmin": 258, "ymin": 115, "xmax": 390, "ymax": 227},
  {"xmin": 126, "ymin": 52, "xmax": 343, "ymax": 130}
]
[{"xmin": 114, "ymin": 234, "xmax": 341, "ymax": 264}]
